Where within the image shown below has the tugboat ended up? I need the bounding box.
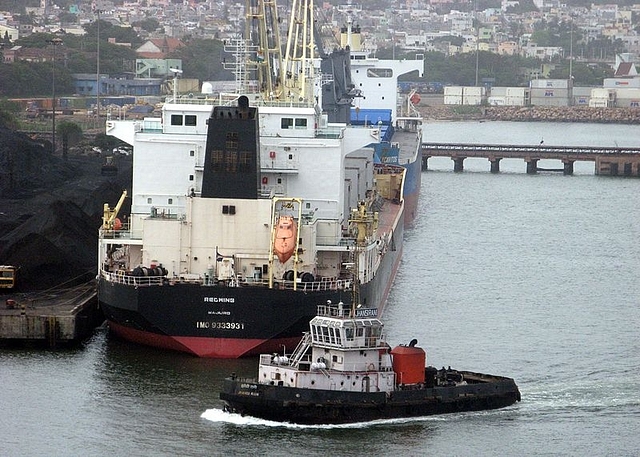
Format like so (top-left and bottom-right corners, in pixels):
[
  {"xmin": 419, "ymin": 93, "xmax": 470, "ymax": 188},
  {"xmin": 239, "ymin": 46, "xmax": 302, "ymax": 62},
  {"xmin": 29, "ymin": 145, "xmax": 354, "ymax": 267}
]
[{"xmin": 220, "ymin": 302, "xmax": 521, "ymax": 424}]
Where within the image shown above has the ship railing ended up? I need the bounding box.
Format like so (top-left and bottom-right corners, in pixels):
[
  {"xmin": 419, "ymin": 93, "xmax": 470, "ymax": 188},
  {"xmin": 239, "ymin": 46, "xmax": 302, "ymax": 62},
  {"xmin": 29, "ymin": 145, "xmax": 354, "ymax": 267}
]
[
  {"xmin": 316, "ymin": 303, "xmax": 352, "ymax": 318},
  {"xmin": 99, "ymin": 226, "xmax": 141, "ymax": 240},
  {"xmin": 100, "ymin": 270, "xmax": 164, "ymax": 286},
  {"xmin": 241, "ymin": 277, "xmax": 350, "ymax": 292},
  {"xmin": 100, "ymin": 269, "xmax": 351, "ymax": 290}
]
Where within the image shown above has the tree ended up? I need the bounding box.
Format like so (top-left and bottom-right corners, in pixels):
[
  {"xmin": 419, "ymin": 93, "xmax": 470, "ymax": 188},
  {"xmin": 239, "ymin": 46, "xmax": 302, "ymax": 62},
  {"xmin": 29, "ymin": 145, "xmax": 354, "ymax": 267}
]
[
  {"xmin": 167, "ymin": 39, "xmax": 233, "ymax": 81},
  {"xmin": 57, "ymin": 121, "xmax": 83, "ymax": 160},
  {"xmin": 133, "ymin": 18, "xmax": 160, "ymax": 33}
]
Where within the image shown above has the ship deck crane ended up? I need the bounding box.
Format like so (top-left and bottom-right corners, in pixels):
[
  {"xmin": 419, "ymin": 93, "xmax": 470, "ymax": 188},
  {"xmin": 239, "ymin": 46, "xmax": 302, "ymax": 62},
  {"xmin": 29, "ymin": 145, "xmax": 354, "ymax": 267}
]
[{"xmin": 102, "ymin": 190, "xmax": 128, "ymax": 230}]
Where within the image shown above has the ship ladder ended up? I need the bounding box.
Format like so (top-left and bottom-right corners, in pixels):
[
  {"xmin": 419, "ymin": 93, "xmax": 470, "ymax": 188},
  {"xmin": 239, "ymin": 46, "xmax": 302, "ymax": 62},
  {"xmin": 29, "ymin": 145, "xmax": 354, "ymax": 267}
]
[{"xmin": 289, "ymin": 332, "xmax": 312, "ymax": 367}]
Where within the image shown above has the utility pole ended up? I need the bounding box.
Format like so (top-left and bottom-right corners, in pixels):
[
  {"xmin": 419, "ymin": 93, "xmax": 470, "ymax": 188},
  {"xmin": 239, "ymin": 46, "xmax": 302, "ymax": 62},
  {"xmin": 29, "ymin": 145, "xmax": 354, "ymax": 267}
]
[
  {"xmin": 474, "ymin": 0, "xmax": 479, "ymax": 86},
  {"xmin": 96, "ymin": 8, "xmax": 101, "ymax": 120},
  {"xmin": 48, "ymin": 37, "xmax": 63, "ymax": 155}
]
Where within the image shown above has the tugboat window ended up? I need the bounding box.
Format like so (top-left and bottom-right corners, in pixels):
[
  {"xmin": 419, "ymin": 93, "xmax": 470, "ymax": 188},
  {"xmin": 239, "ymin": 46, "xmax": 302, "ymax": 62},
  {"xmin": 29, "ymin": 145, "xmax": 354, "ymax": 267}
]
[
  {"xmin": 171, "ymin": 114, "xmax": 183, "ymax": 125},
  {"xmin": 281, "ymin": 118, "xmax": 294, "ymax": 129},
  {"xmin": 295, "ymin": 118, "xmax": 307, "ymax": 129},
  {"xmin": 185, "ymin": 115, "xmax": 197, "ymax": 126}
]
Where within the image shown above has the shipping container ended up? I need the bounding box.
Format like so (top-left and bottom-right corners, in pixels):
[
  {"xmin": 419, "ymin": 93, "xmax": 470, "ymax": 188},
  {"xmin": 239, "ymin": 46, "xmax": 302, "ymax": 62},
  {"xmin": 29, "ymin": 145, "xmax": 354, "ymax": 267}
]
[
  {"xmin": 530, "ymin": 97, "xmax": 569, "ymax": 107},
  {"xmin": 506, "ymin": 87, "xmax": 528, "ymax": 97},
  {"xmin": 574, "ymin": 96, "xmax": 590, "ymax": 106},
  {"xmin": 487, "ymin": 96, "xmax": 505, "ymax": 106},
  {"xmin": 591, "ymin": 88, "xmax": 615, "ymax": 99},
  {"xmin": 530, "ymin": 88, "xmax": 570, "ymax": 98},
  {"xmin": 615, "ymin": 88, "xmax": 640, "ymax": 99},
  {"xmin": 462, "ymin": 95, "xmax": 483, "ymax": 105},
  {"xmin": 505, "ymin": 96, "xmax": 527, "ymax": 106},
  {"xmin": 529, "ymin": 79, "xmax": 570, "ymax": 89},
  {"xmin": 444, "ymin": 86, "xmax": 463, "ymax": 96},
  {"xmin": 490, "ymin": 86, "xmax": 507, "ymax": 97},
  {"xmin": 462, "ymin": 86, "xmax": 485, "ymax": 96},
  {"xmin": 443, "ymin": 95, "xmax": 463, "ymax": 105},
  {"xmin": 615, "ymin": 98, "xmax": 640, "ymax": 108},
  {"xmin": 589, "ymin": 98, "xmax": 611, "ymax": 108},
  {"xmin": 603, "ymin": 78, "xmax": 640, "ymax": 89}
]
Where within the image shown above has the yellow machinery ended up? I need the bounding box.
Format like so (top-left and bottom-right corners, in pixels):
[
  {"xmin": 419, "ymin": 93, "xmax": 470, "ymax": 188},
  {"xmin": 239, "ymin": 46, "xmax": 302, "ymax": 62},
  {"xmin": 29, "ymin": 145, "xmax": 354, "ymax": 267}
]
[
  {"xmin": 0, "ymin": 265, "xmax": 18, "ymax": 289},
  {"xmin": 102, "ymin": 190, "xmax": 128, "ymax": 230}
]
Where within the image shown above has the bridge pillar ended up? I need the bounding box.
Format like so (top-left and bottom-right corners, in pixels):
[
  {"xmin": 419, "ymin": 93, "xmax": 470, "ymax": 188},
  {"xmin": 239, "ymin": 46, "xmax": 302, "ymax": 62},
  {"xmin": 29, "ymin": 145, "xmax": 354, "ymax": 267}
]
[
  {"xmin": 422, "ymin": 156, "xmax": 429, "ymax": 171},
  {"xmin": 563, "ymin": 160, "xmax": 574, "ymax": 175},
  {"xmin": 452, "ymin": 157, "xmax": 466, "ymax": 172},
  {"xmin": 489, "ymin": 158, "xmax": 502, "ymax": 173},
  {"xmin": 525, "ymin": 159, "xmax": 538, "ymax": 174}
]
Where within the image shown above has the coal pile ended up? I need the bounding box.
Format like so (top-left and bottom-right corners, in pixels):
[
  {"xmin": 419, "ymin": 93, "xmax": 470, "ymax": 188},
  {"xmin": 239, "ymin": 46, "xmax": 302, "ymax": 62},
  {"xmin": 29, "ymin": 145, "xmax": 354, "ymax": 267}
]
[{"xmin": 0, "ymin": 126, "xmax": 131, "ymax": 290}]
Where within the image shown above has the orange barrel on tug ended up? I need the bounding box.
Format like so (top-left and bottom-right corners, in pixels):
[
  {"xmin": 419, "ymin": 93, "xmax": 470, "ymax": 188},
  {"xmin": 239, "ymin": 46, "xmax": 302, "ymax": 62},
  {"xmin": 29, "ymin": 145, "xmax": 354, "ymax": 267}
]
[{"xmin": 391, "ymin": 341, "xmax": 426, "ymax": 385}]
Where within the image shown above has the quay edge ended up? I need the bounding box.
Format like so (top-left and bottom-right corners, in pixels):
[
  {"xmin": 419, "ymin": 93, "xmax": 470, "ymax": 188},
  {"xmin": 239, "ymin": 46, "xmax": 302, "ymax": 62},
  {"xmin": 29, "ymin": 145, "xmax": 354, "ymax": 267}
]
[{"xmin": 0, "ymin": 283, "xmax": 104, "ymax": 348}]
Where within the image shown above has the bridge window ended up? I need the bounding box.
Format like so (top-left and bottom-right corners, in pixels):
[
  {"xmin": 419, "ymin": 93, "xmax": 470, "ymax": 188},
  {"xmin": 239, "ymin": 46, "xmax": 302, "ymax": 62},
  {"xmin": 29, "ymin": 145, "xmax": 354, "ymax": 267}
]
[
  {"xmin": 344, "ymin": 325, "xmax": 354, "ymax": 341},
  {"xmin": 185, "ymin": 115, "xmax": 197, "ymax": 126},
  {"xmin": 321, "ymin": 326, "xmax": 330, "ymax": 343},
  {"xmin": 295, "ymin": 118, "xmax": 307, "ymax": 129},
  {"xmin": 281, "ymin": 118, "xmax": 294, "ymax": 129},
  {"xmin": 367, "ymin": 68, "xmax": 393, "ymax": 78},
  {"xmin": 171, "ymin": 114, "xmax": 183, "ymax": 125},
  {"xmin": 329, "ymin": 327, "xmax": 337, "ymax": 345}
]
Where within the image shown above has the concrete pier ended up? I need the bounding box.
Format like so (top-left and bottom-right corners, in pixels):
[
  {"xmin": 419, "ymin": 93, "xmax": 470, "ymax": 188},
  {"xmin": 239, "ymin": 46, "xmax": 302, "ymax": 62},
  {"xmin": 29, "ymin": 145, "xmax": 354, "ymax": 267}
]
[{"xmin": 0, "ymin": 282, "xmax": 103, "ymax": 348}]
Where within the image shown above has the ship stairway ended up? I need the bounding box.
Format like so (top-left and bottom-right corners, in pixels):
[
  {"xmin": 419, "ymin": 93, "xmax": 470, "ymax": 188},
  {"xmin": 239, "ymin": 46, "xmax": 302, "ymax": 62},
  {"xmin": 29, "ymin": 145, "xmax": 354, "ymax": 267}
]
[{"xmin": 289, "ymin": 332, "xmax": 312, "ymax": 367}]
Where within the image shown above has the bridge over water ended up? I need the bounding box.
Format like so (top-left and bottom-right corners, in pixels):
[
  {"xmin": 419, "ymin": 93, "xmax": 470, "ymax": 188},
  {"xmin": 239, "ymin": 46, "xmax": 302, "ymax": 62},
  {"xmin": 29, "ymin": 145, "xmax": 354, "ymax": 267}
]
[{"xmin": 421, "ymin": 143, "xmax": 640, "ymax": 176}]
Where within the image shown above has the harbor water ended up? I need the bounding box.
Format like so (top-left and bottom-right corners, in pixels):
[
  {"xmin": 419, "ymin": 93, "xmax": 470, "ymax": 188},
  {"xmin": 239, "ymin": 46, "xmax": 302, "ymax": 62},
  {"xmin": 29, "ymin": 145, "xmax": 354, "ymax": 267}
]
[{"xmin": 2, "ymin": 121, "xmax": 639, "ymax": 456}]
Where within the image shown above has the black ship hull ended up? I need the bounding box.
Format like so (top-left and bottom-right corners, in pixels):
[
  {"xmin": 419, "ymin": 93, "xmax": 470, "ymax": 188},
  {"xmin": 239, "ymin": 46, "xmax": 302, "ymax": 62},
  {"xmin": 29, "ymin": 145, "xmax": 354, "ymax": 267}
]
[
  {"xmin": 98, "ymin": 224, "xmax": 403, "ymax": 358},
  {"xmin": 220, "ymin": 371, "xmax": 521, "ymax": 424}
]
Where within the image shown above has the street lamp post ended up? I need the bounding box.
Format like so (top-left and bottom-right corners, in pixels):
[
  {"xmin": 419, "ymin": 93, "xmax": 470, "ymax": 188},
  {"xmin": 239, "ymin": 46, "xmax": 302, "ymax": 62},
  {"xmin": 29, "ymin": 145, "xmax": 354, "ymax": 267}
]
[{"xmin": 48, "ymin": 37, "xmax": 63, "ymax": 155}]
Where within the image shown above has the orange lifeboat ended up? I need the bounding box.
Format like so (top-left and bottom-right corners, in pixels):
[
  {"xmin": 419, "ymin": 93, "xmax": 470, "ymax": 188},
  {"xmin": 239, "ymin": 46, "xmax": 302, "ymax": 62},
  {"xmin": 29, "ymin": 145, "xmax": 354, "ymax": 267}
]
[{"xmin": 274, "ymin": 216, "xmax": 297, "ymax": 263}]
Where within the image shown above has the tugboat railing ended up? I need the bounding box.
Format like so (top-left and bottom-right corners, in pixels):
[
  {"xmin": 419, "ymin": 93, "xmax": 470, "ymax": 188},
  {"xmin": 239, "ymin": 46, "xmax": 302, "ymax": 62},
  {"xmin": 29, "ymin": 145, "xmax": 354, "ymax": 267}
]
[{"xmin": 289, "ymin": 332, "xmax": 312, "ymax": 367}]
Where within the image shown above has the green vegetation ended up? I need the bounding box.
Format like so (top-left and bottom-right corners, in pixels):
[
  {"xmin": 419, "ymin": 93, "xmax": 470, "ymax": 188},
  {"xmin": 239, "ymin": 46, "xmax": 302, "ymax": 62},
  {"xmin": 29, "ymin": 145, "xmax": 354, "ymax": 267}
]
[{"xmin": 57, "ymin": 121, "xmax": 83, "ymax": 160}]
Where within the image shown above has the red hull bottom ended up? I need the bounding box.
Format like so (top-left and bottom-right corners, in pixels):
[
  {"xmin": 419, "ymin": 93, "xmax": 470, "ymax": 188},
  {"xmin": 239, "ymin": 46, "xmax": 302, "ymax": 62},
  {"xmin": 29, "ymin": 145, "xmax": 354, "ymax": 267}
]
[{"xmin": 107, "ymin": 321, "xmax": 302, "ymax": 358}]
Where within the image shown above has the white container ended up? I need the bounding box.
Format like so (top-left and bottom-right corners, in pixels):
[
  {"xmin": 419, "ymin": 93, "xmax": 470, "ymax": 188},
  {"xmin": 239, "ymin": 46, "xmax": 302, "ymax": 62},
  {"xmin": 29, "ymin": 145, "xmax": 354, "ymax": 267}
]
[
  {"xmin": 530, "ymin": 97, "xmax": 569, "ymax": 107},
  {"xmin": 615, "ymin": 88, "xmax": 640, "ymax": 99},
  {"xmin": 603, "ymin": 78, "xmax": 640, "ymax": 89},
  {"xmin": 444, "ymin": 95, "xmax": 462, "ymax": 105},
  {"xmin": 530, "ymin": 88, "xmax": 569, "ymax": 98},
  {"xmin": 462, "ymin": 86, "xmax": 485, "ymax": 96},
  {"xmin": 506, "ymin": 87, "xmax": 528, "ymax": 97},
  {"xmin": 505, "ymin": 95, "xmax": 527, "ymax": 106},
  {"xmin": 488, "ymin": 96, "xmax": 505, "ymax": 106},
  {"xmin": 462, "ymin": 95, "xmax": 484, "ymax": 105},
  {"xmin": 530, "ymin": 79, "xmax": 570, "ymax": 89},
  {"xmin": 591, "ymin": 88, "xmax": 614, "ymax": 99},
  {"xmin": 490, "ymin": 86, "xmax": 507, "ymax": 96},
  {"xmin": 589, "ymin": 99, "xmax": 611, "ymax": 108},
  {"xmin": 444, "ymin": 86, "xmax": 463, "ymax": 96}
]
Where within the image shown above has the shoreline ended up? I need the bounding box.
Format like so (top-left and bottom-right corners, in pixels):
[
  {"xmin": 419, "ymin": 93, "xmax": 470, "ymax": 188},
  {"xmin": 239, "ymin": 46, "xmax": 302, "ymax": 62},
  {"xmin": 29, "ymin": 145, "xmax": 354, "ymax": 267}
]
[{"xmin": 418, "ymin": 105, "xmax": 640, "ymax": 124}]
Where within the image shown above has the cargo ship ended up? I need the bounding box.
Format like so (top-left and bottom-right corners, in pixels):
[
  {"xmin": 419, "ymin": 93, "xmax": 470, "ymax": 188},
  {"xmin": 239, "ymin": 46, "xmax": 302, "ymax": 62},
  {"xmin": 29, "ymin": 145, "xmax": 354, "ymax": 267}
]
[
  {"xmin": 220, "ymin": 302, "xmax": 521, "ymax": 424},
  {"xmin": 97, "ymin": 0, "xmax": 424, "ymax": 358}
]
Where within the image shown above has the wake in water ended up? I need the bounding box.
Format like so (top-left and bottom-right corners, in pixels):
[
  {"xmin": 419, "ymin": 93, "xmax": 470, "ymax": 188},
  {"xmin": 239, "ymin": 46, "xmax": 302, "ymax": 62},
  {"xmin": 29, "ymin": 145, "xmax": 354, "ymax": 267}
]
[
  {"xmin": 199, "ymin": 408, "xmax": 512, "ymax": 429},
  {"xmin": 201, "ymin": 408, "xmax": 452, "ymax": 428}
]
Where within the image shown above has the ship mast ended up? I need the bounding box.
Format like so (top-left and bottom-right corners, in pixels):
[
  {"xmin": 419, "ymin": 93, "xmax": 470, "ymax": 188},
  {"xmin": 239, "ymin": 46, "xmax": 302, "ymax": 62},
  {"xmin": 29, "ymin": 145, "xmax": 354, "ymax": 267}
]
[
  {"xmin": 282, "ymin": 0, "xmax": 317, "ymax": 105},
  {"xmin": 246, "ymin": 0, "xmax": 284, "ymax": 100}
]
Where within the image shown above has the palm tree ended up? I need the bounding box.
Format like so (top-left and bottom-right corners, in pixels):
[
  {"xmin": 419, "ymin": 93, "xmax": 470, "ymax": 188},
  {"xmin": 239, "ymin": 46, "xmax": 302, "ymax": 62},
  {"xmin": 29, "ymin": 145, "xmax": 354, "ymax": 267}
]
[{"xmin": 57, "ymin": 121, "xmax": 83, "ymax": 160}]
